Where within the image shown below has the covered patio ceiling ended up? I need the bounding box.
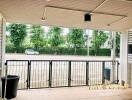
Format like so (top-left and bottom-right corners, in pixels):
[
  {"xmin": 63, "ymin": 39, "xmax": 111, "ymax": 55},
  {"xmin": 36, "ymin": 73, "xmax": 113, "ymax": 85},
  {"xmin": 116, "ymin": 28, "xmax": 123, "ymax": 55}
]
[{"xmin": 0, "ymin": 0, "xmax": 132, "ymax": 32}]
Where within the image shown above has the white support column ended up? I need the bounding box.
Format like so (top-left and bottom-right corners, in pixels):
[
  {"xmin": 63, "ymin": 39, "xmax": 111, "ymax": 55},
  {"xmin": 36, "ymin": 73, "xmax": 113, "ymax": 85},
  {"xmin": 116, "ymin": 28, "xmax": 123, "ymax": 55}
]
[
  {"xmin": 127, "ymin": 29, "xmax": 132, "ymax": 87},
  {"xmin": 111, "ymin": 31, "xmax": 116, "ymax": 82},
  {"xmin": 0, "ymin": 13, "xmax": 6, "ymax": 97},
  {"xmin": 86, "ymin": 29, "xmax": 90, "ymax": 56},
  {"xmin": 120, "ymin": 31, "xmax": 128, "ymax": 84},
  {"xmin": 111, "ymin": 31, "xmax": 116, "ymax": 61}
]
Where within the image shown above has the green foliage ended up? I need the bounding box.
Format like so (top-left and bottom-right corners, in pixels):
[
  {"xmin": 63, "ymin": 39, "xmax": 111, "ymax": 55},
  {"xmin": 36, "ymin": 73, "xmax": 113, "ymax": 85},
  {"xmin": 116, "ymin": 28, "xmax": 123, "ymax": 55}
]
[
  {"xmin": 6, "ymin": 23, "xmax": 112, "ymax": 56},
  {"xmin": 92, "ymin": 30, "xmax": 108, "ymax": 55},
  {"xmin": 97, "ymin": 48, "xmax": 111, "ymax": 56},
  {"xmin": 8, "ymin": 23, "xmax": 27, "ymax": 53},
  {"xmin": 116, "ymin": 32, "xmax": 120, "ymax": 56},
  {"xmin": 68, "ymin": 28, "xmax": 85, "ymax": 54},
  {"xmin": 38, "ymin": 47, "xmax": 110, "ymax": 56},
  {"xmin": 6, "ymin": 25, "xmax": 9, "ymax": 31},
  {"xmin": 30, "ymin": 25, "xmax": 45, "ymax": 50},
  {"xmin": 68, "ymin": 28, "xmax": 85, "ymax": 48},
  {"xmin": 48, "ymin": 26, "xmax": 64, "ymax": 47},
  {"xmin": 6, "ymin": 35, "xmax": 11, "ymax": 45},
  {"xmin": 6, "ymin": 45, "xmax": 111, "ymax": 56},
  {"xmin": 6, "ymin": 44, "xmax": 15, "ymax": 53},
  {"xmin": 39, "ymin": 47, "xmax": 87, "ymax": 55},
  {"xmin": 6, "ymin": 44, "xmax": 28, "ymax": 53}
]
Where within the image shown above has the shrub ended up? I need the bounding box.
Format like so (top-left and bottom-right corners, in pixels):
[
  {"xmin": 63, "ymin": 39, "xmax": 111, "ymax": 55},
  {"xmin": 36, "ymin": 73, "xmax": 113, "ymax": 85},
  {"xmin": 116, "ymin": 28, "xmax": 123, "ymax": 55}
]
[
  {"xmin": 6, "ymin": 44, "xmax": 31, "ymax": 53},
  {"xmin": 6, "ymin": 45, "xmax": 111, "ymax": 56},
  {"xmin": 6, "ymin": 45, "xmax": 15, "ymax": 53},
  {"xmin": 98, "ymin": 48, "xmax": 111, "ymax": 56}
]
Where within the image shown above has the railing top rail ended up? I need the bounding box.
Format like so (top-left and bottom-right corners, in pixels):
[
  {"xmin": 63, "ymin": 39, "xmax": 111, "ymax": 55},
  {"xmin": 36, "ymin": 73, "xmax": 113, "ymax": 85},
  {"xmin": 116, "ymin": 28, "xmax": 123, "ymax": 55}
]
[
  {"xmin": 6, "ymin": 60, "xmax": 29, "ymax": 62},
  {"xmin": 6, "ymin": 60, "xmax": 119, "ymax": 62}
]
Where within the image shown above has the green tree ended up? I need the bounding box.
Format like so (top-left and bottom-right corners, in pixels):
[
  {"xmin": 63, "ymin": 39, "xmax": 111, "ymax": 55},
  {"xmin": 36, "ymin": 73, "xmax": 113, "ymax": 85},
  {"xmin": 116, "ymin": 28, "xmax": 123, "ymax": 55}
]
[
  {"xmin": 30, "ymin": 25, "xmax": 45, "ymax": 50},
  {"xmin": 92, "ymin": 30, "xmax": 108, "ymax": 55},
  {"xmin": 48, "ymin": 26, "xmax": 63, "ymax": 47},
  {"xmin": 8, "ymin": 23, "xmax": 27, "ymax": 53},
  {"xmin": 68, "ymin": 28, "xmax": 85, "ymax": 54},
  {"xmin": 116, "ymin": 32, "xmax": 120, "ymax": 56},
  {"xmin": 6, "ymin": 35, "xmax": 10, "ymax": 45}
]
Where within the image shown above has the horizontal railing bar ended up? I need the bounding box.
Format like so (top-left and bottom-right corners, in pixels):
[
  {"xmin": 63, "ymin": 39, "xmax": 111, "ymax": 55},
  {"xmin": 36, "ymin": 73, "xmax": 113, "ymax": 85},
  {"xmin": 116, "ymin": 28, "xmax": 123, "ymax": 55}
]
[
  {"xmin": 6, "ymin": 60, "xmax": 119, "ymax": 62},
  {"xmin": 30, "ymin": 60, "xmax": 51, "ymax": 62},
  {"xmin": 6, "ymin": 60, "xmax": 29, "ymax": 61}
]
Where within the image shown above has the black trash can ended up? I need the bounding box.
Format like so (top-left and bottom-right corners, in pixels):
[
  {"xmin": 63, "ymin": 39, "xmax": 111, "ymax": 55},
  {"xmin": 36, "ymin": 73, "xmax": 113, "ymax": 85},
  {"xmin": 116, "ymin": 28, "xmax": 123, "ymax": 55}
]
[
  {"xmin": 1, "ymin": 75, "xmax": 19, "ymax": 99},
  {"xmin": 104, "ymin": 68, "xmax": 111, "ymax": 81}
]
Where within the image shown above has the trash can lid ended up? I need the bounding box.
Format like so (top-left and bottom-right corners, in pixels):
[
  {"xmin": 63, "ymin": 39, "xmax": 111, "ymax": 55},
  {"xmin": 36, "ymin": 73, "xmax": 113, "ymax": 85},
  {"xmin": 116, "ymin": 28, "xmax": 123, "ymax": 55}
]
[{"xmin": 1, "ymin": 75, "xmax": 19, "ymax": 80}]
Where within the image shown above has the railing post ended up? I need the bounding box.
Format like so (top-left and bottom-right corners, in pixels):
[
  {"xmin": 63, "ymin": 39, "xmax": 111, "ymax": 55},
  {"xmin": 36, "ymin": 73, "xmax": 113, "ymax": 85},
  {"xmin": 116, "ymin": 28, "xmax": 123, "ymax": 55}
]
[
  {"xmin": 4, "ymin": 61, "xmax": 8, "ymax": 77},
  {"xmin": 117, "ymin": 61, "xmax": 119, "ymax": 84},
  {"xmin": 27, "ymin": 60, "xmax": 31, "ymax": 89},
  {"xmin": 86, "ymin": 61, "xmax": 89, "ymax": 86},
  {"xmin": 68, "ymin": 61, "xmax": 71, "ymax": 87},
  {"xmin": 49, "ymin": 61, "xmax": 52, "ymax": 87},
  {"xmin": 102, "ymin": 61, "xmax": 105, "ymax": 85}
]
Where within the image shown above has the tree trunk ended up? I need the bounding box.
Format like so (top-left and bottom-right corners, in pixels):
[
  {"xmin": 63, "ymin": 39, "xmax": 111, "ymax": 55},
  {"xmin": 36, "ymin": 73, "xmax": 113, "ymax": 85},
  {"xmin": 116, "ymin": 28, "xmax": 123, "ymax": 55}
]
[
  {"xmin": 74, "ymin": 47, "xmax": 77, "ymax": 55},
  {"xmin": 54, "ymin": 47, "xmax": 57, "ymax": 55}
]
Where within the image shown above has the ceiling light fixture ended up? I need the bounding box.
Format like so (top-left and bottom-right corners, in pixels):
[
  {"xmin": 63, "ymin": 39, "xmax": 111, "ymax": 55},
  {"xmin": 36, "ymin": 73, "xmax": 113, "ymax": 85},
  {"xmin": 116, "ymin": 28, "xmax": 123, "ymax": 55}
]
[
  {"xmin": 41, "ymin": 7, "xmax": 47, "ymax": 22},
  {"xmin": 86, "ymin": 0, "xmax": 109, "ymax": 22},
  {"xmin": 84, "ymin": 13, "xmax": 91, "ymax": 21},
  {"xmin": 45, "ymin": 0, "xmax": 127, "ymax": 25},
  {"xmin": 41, "ymin": 0, "xmax": 51, "ymax": 21}
]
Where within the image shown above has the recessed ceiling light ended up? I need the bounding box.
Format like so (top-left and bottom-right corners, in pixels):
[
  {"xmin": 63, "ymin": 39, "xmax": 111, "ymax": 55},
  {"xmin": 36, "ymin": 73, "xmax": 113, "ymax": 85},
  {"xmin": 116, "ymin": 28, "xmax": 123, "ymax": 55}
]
[
  {"xmin": 41, "ymin": 7, "xmax": 47, "ymax": 22},
  {"xmin": 41, "ymin": 17, "xmax": 45, "ymax": 21},
  {"xmin": 46, "ymin": 0, "xmax": 51, "ymax": 2}
]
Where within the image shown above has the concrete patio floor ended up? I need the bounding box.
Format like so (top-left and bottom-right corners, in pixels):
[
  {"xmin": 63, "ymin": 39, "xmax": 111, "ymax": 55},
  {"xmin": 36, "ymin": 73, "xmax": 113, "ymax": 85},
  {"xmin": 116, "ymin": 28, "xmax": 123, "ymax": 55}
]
[{"xmin": 12, "ymin": 87, "xmax": 132, "ymax": 100}]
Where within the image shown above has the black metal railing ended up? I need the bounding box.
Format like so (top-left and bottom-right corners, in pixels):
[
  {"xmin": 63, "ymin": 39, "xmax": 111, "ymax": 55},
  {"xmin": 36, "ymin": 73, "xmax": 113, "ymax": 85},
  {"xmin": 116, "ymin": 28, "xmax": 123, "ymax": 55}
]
[{"xmin": 5, "ymin": 60, "xmax": 119, "ymax": 89}]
